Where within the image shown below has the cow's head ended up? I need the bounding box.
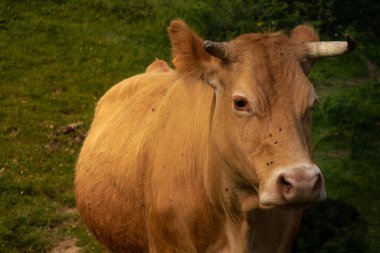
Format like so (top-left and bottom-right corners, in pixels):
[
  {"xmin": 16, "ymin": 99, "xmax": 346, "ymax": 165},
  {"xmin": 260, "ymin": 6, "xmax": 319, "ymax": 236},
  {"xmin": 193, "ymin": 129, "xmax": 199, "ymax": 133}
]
[{"xmin": 168, "ymin": 20, "xmax": 355, "ymax": 208}]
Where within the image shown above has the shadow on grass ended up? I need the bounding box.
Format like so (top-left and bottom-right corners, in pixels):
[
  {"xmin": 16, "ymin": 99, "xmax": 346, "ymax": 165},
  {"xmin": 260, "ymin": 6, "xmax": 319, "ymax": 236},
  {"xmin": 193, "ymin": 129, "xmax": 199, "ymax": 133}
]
[{"xmin": 295, "ymin": 199, "xmax": 369, "ymax": 253}]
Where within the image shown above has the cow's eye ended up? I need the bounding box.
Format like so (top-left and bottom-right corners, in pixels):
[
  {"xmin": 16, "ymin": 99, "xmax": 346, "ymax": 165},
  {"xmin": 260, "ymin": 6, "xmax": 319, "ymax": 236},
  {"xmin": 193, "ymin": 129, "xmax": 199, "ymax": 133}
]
[
  {"xmin": 234, "ymin": 99, "xmax": 247, "ymax": 109},
  {"xmin": 233, "ymin": 96, "xmax": 252, "ymax": 113}
]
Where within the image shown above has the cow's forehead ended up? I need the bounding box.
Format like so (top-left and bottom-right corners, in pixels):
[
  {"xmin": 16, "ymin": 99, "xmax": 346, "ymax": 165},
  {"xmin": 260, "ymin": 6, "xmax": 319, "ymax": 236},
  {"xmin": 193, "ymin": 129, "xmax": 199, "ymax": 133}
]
[
  {"xmin": 232, "ymin": 33, "xmax": 306, "ymax": 74},
  {"xmin": 222, "ymin": 34, "xmax": 315, "ymax": 113},
  {"xmin": 230, "ymin": 32, "xmax": 302, "ymax": 58},
  {"xmin": 227, "ymin": 33, "xmax": 310, "ymax": 91}
]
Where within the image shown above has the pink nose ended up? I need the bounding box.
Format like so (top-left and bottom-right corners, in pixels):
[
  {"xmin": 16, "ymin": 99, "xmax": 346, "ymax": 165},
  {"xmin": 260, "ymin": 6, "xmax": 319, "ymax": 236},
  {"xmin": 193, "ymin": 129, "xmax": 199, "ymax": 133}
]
[{"xmin": 277, "ymin": 169, "xmax": 323, "ymax": 203}]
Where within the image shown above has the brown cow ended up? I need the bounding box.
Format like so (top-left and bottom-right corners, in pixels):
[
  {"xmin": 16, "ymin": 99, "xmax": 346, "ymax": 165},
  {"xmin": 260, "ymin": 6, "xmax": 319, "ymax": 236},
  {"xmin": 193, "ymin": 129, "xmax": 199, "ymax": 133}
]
[{"xmin": 76, "ymin": 20, "xmax": 356, "ymax": 252}]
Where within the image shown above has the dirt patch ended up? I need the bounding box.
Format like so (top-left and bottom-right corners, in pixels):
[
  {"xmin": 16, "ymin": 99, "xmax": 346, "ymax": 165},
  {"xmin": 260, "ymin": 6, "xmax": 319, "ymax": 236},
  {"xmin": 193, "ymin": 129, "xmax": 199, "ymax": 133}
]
[
  {"xmin": 45, "ymin": 121, "xmax": 87, "ymax": 151},
  {"xmin": 50, "ymin": 238, "xmax": 81, "ymax": 253},
  {"xmin": 61, "ymin": 207, "xmax": 78, "ymax": 216},
  {"xmin": 49, "ymin": 209, "xmax": 82, "ymax": 253}
]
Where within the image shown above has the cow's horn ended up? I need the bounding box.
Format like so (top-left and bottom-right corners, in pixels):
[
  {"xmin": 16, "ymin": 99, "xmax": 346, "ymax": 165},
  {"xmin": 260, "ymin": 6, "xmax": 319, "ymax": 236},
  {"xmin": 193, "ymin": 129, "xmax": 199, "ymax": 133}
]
[
  {"xmin": 305, "ymin": 34, "xmax": 357, "ymax": 59},
  {"xmin": 204, "ymin": 40, "xmax": 229, "ymax": 60}
]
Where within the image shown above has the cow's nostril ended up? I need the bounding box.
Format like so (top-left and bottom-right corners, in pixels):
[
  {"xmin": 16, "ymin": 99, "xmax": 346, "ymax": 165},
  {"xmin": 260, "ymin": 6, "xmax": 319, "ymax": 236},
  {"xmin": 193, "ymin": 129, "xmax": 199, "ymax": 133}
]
[{"xmin": 279, "ymin": 175, "xmax": 293, "ymax": 195}]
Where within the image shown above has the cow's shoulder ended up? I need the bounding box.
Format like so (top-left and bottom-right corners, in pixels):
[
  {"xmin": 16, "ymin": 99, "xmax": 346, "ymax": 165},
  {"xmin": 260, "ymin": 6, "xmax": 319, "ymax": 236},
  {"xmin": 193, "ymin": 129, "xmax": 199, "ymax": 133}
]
[
  {"xmin": 97, "ymin": 71, "xmax": 174, "ymax": 112},
  {"xmin": 81, "ymin": 70, "xmax": 176, "ymax": 165}
]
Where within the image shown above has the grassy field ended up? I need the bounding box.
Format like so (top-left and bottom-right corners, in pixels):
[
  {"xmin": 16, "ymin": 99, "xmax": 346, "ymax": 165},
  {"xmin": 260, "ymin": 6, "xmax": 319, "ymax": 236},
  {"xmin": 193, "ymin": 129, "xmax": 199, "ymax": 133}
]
[{"xmin": 1, "ymin": 1, "xmax": 379, "ymax": 252}]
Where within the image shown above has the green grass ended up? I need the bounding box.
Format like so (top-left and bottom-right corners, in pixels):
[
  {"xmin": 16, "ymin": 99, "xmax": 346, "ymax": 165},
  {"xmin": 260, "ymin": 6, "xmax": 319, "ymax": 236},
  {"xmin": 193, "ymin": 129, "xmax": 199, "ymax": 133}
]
[
  {"xmin": 297, "ymin": 42, "xmax": 380, "ymax": 252},
  {"xmin": 1, "ymin": 1, "xmax": 379, "ymax": 252}
]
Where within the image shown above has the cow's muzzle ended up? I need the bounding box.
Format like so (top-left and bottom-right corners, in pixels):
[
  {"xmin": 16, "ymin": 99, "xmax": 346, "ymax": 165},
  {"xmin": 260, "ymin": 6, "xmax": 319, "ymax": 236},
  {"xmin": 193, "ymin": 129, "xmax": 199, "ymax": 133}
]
[{"xmin": 259, "ymin": 163, "xmax": 327, "ymax": 208}]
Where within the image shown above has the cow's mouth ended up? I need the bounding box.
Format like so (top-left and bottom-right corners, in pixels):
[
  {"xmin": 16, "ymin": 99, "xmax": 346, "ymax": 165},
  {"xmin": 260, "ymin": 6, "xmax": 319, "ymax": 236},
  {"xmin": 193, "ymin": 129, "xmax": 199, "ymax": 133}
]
[
  {"xmin": 259, "ymin": 199, "xmax": 320, "ymax": 210},
  {"xmin": 258, "ymin": 188, "xmax": 327, "ymax": 210}
]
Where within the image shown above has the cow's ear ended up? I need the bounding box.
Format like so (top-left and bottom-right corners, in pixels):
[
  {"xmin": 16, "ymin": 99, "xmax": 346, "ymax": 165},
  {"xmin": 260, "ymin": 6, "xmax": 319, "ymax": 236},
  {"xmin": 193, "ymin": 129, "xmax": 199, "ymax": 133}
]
[
  {"xmin": 291, "ymin": 25, "xmax": 319, "ymax": 74},
  {"xmin": 168, "ymin": 19, "xmax": 213, "ymax": 80}
]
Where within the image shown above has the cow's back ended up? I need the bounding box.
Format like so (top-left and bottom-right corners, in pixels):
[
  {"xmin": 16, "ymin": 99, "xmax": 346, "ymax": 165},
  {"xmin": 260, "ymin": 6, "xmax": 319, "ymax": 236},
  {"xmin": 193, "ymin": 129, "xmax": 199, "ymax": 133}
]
[{"xmin": 75, "ymin": 71, "xmax": 175, "ymax": 252}]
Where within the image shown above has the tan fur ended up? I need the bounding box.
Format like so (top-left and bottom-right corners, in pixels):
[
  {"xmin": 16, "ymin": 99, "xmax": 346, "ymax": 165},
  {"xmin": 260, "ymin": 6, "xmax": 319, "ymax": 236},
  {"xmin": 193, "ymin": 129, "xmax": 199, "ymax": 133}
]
[
  {"xmin": 76, "ymin": 20, "xmax": 326, "ymax": 252},
  {"xmin": 145, "ymin": 59, "xmax": 173, "ymax": 73}
]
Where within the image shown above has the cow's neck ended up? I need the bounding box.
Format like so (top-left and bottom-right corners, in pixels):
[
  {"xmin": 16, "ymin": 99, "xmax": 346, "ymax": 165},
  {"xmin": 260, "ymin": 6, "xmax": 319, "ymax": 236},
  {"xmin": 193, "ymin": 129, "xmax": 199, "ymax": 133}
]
[
  {"xmin": 205, "ymin": 139, "xmax": 303, "ymax": 253},
  {"xmin": 248, "ymin": 208, "xmax": 303, "ymax": 253}
]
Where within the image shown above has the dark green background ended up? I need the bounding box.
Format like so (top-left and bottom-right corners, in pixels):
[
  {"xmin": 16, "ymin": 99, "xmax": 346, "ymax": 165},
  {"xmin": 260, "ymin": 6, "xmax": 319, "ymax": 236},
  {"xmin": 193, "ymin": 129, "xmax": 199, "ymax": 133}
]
[{"xmin": 1, "ymin": 0, "xmax": 379, "ymax": 252}]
